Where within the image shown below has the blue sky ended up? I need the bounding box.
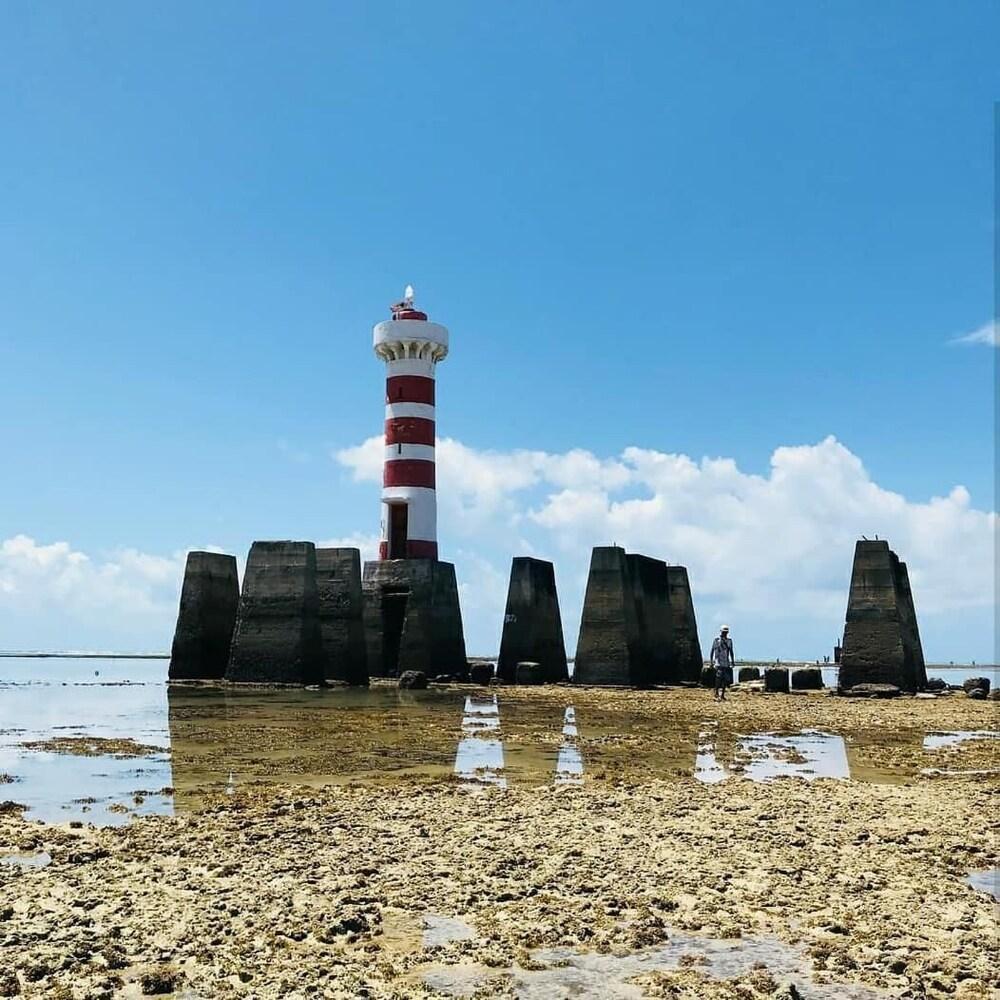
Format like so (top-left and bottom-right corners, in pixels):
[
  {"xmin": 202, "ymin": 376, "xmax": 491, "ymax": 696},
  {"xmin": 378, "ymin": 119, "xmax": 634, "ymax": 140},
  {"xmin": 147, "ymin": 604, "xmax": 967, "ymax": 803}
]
[{"xmin": 1, "ymin": 2, "xmax": 996, "ymax": 660}]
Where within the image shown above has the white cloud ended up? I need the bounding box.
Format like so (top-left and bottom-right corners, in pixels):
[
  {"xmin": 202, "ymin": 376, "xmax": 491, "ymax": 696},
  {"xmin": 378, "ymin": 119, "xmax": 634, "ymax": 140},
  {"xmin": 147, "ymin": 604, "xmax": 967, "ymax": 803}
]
[
  {"xmin": 336, "ymin": 434, "xmax": 997, "ymax": 660},
  {"xmin": 949, "ymin": 320, "xmax": 998, "ymax": 347},
  {"xmin": 0, "ymin": 535, "xmax": 188, "ymax": 651}
]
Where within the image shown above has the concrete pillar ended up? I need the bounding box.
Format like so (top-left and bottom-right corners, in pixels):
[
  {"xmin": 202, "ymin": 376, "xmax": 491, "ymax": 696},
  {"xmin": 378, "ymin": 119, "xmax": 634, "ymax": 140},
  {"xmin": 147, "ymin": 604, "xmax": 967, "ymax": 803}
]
[
  {"xmin": 226, "ymin": 541, "xmax": 324, "ymax": 685},
  {"xmin": 626, "ymin": 554, "xmax": 672, "ymax": 688},
  {"xmin": 496, "ymin": 557, "xmax": 568, "ymax": 684},
  {"xmin": 573, "ymin": 546, "xmax": 639, "ymax": 686},
  {"xmin": 362, "ymin": 559, "xmax": 467, "ymax": 679},
  {"xmin": 664, "ymin": 566, "xmax": 703, "ymax": 684},
  {"xmin": 839, "ymin": 540, "xmax": 925, "ymax": 693},
  {"xmin": 168, "ymin": 552, "xmax": 239, "ymax": 681},
  {"xmin": 315, "ymin": 548, "xmax": 368, "ymax": 686}
]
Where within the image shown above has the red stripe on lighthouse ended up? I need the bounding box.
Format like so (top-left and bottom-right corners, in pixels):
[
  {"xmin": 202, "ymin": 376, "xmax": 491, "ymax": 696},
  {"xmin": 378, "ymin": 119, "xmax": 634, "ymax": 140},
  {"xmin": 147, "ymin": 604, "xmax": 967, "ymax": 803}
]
[
  {"xmin": 383, "ymin": 459, "xmax": 436, "ymax": 488},
  {"xmin": 386, "ymin": 375, "xmax": 435, "ymax": 405},
  {"xmin": 385, "ymin": 417, "xmax": 435, "ymax": 446}
]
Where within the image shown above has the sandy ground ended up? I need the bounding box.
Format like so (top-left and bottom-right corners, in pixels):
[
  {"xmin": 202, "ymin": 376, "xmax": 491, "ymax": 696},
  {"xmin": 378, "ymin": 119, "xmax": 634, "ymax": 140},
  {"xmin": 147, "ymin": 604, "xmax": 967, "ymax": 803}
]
[{"xmin": 0, "ymin": 687, "xmax": 997, "ymax": 999}]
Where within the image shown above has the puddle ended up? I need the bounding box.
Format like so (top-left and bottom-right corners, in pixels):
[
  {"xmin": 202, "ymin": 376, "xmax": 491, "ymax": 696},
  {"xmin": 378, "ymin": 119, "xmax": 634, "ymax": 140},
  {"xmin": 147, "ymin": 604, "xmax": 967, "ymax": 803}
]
[
  {"xmin": 965, "ymin": 869, "xmax": 1000, "ymax": 901},
  {"xmin": 554, "ymin": 706, "xmax": 585, "ymax": 785},
  {"xmin": 420, "ymin": 928, "xmax": 887, "ymax": 999},
  {"xmin": 0, "ymin": 852, "xmax": 52, "ymax": 869},
  {"xmin": 423, "ymin": 913, "xmax": 476, "ymax": 948},
  {"xmin": 696, "ymin": 729, "xmax": 849, "ymax": 783},
  {"xmin": 455, "ymin": 695, "xmax": 507, "ymax": 787},
  {"xmin": 923, "ymin": 730, "xmax": 1000, "ymax": 750},
  {"xmin": 0, "ymin": 658, "xmax": 969, "ymax": 825}
]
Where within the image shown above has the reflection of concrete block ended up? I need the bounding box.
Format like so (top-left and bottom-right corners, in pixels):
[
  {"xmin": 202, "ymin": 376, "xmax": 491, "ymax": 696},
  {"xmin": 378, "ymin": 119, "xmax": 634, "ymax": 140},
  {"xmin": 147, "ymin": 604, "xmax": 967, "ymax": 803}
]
[
  {"xmin": 169, "ymin": 552, "xmax": 239, "ymax": 681},
  {"xmin": 664, "ymin": 566, "xmax": 703, "ymax": 684},
  {"xmin": 573, "ymin": 547, "xmax": 638, "ymax": 685},
  {"xmin": 497, "ymin": 558, "xmax": 568, "ymax": 683},
  {"xmin": 315, "ymin": 548, "xmax": 367, "ymax": 686},
  {"xmin": 226, "ymin": 542, "xmax": 324, "ymax": 685},
  {"xmin": 764, "ymin": 667, "xmax": 789, "ymax": 693},
  {"xmin": 839, "ymin": 541, "xmax": 927, "ymax": 693},
  {"xmin": 362, "ymin": 559, "xmax": 467, "ymax": 678}
]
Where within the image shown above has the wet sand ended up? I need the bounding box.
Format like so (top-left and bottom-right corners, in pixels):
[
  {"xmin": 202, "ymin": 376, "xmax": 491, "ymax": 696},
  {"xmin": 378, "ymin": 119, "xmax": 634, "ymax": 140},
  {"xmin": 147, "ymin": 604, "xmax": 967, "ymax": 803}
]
[{"xmin": 1, "ymin": 686, "xmax": 997, "ymax": 998}]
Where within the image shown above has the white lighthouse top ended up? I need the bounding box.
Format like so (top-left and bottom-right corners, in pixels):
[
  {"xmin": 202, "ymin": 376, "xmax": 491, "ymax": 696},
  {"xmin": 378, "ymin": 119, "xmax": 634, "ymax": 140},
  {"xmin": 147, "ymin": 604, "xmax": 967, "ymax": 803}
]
[{"xmin": 373, "ymin": 286, "xmax": 449, "ymax": 363}]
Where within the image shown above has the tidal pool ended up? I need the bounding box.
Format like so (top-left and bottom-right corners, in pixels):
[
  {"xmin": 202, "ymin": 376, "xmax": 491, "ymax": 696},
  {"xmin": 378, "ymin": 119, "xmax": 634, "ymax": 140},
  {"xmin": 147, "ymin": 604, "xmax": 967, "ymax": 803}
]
[{"xmin": 0, "ymin": 657, "xmax": 986, "ymax": 826}]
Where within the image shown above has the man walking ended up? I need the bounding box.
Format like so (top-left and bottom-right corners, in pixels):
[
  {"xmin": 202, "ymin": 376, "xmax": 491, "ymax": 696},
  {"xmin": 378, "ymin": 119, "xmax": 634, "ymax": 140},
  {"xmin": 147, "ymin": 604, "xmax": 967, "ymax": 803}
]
[{"xmin": 710, "ymin": 625, "xmax": 735, "ymax": 701}]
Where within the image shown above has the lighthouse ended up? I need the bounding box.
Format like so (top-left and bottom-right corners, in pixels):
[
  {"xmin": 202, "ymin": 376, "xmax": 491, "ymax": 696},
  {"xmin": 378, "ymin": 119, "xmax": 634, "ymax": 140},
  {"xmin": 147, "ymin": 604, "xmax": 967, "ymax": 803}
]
[
  {"xmin": 362, "ymin": 287, "xmax": 467, "ymax": 678},
  {"xmin": 374, "ymin": 286, "xmax": 447, "ymax": 560}
]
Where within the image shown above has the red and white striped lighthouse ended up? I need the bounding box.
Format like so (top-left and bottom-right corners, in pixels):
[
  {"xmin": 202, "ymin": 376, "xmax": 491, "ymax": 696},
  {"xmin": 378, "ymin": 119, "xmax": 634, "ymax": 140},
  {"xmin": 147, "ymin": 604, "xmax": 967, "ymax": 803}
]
[{"xmin": 374, "ymin": 286, "xmax": 448, "ymax": 560}]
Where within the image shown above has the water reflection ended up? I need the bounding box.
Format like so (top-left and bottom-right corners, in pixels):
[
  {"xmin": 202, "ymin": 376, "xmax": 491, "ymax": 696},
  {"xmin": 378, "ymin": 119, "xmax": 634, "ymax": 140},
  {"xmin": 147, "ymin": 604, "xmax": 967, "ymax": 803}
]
[
  {"xmin": 454, "ymin": 695, "xmax": 506, "ymax": 787},
  {"xmin": 696, "ymin": 729, "xmax": 850, "ymax": 783},
  {"xmin": 554, "ymin": 706, "xmax": 584, "ymax": 784}
]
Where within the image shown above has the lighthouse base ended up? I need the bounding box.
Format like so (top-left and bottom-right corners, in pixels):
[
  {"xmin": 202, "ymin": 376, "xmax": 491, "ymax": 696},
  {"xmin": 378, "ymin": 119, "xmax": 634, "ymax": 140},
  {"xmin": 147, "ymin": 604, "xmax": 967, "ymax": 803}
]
[{"xmin": 362, "ymin": 559, "xmax": 468, "ymax": 679}]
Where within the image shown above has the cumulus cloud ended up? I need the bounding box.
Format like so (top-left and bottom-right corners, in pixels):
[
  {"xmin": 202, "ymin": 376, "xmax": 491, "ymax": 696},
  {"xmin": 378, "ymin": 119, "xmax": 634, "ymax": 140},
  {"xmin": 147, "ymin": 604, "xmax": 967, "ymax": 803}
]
[
  {"xmin": 0, "ymin": 535, "xmax": 188, "ymax": 651},
  {"xmin": 949, "ymin": 320, "xmax": 998, "ymax": 347},
  {"xmin": 337, "ymin": 434, "xmax": 996, "ymax": 660}
]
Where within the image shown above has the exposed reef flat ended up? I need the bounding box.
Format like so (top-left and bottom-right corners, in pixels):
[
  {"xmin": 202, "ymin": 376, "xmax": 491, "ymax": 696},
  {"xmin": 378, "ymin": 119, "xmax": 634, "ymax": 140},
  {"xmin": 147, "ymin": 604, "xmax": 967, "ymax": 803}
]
[{"xmin": 0, "ymin": 690, "xmax": 996, "ymax": 999}]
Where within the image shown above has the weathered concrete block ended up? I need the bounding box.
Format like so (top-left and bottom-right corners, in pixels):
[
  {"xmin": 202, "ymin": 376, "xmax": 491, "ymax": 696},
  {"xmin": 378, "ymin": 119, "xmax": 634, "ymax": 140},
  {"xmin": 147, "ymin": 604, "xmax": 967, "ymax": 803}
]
[
  {"xmin": 839, "ymin": 541, "xmax": 927, "ymax": 693},
  {"xmin": 516, "ymin": 661, "xmax": 543, "ymax": 685},
  {"xmin": 966, "ymin": 687, "xmax": 987, "ymax": 700},
  {"xmin": 700, "ymin": 665, "xmax": 716, "ymax": 688},
  {"xmin": 169, "ymin": 552, "xmax": 240, "ymax": 681},
  {"xmin": 398, "ymin": 670, "xmax": 427, "ymax": 690},
  {"xmin": 315, "ymin": 548, "xmax": 368, "ymax": 686},
  {"xmin": 469, "ymin": 662, "xmax": 494, "ymax": 685},
  {"xmin": 573, "ymin": 547, "xmax": 639, "ymax": 686},
  {"xmin": 738, "ymin": 666, "xmax": 761, "ymax": 683},
  {"xmin": 226, "ymin": 541, "xmax": 324, "ymax": 685},
  {"xmin": 791, "ymin": 667, "xmax": 824, "ymax": 690},
  {"xmin": 497, "ymin": 558, "xmax": 568, "ymax": 684},
  {"xmin": 664, "ymin": 566, "xmax": 703, "ymax": 684},
  {"xmin": 764, "ymin": 667, "xmax": 789, "ymax": 693},
  {"xmin": 627, "ymin": 554, "xmax": 672, "ymax": 688},
  {"xmin": 362, "ymin": 559, "xmax": 467, "ymax": 678}
]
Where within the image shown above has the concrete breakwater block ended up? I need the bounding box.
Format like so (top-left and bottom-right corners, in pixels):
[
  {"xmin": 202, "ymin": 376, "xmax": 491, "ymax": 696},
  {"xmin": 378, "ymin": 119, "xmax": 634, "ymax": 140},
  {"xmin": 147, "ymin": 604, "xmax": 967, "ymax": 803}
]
[
  {"xmin": 315, "ymin": 548, "xmax": 368, "ymax": 686},
  {"xmin": 791, "ymin": 667, "xmax": 824, "ymax": 690},
  {"xmin": 738, "ymin": 667, "xmax": 761, "ymax": 683},
  {"xmin": 226, "ymin": 541, "xmax": 324, "ymax": 685},
  {"xmin": 764, "ymin": 667, "xmax": 789, "ymax": 693},
  {"xmin": 169, "ymin": 552, "xmax": 240, "ymax": 681},
  {"xmin": 700, "ymin": 665, "xmax": 716, "ymax": 688},
  {"xmin": 838, "ymin": 540, "xmax": 927, "ymax": 693},
  {"xmin": 627, "ymin": 554, "xmax": 673, "ymax": 687},
  {"xmin": 497, "ymin": 558, "xmax": 568, "ymax": 683},
  {"xmin": 469, "ymin": 662, "xmax": 494, "ymax": 685},
  {"xmin": 362, "ymin": 559, "xmax": 468, "ymax": 679},
  {"xmin": 573, "ymin": 547, "xmax": 640, "ymax": 686},
  {"xmin": 573, "ymin": 547, "xmax": 704, "ymax": 687},
  {"xmin": 664, "ymin": 566, "xmax": 703, "ymax": 684}
]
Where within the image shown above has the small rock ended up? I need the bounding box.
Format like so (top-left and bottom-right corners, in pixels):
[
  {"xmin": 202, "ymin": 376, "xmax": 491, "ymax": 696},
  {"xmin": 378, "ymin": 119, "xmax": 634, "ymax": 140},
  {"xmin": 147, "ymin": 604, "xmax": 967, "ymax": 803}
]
[
  {"xmin": 515, "ymin": 661, "xmax": 543, "ymax": 685},
  {"xmin": 925, "ymin": 676, "xmax": 947, "ymax": 691},
  {"xmin": 0, "ymin": 970, "xmax": 19, "ymax": 996},
  {"xmin": 397, "ymin": 671, "xmax": 427, "ymax": 690},
  {"xmin": 966, "ymin": 687, "xmax": 987, "ymax": 700},
  {"xmin": 140, "ymin": 968, "xmax": 181, "ymax": 995},
  {"xmin": 962, "ymin": 676, "xmax": 991, "ymax": 695},
  {"xmin": 841, "ymin": 683, "xmax": 901, "ymax": 698}
]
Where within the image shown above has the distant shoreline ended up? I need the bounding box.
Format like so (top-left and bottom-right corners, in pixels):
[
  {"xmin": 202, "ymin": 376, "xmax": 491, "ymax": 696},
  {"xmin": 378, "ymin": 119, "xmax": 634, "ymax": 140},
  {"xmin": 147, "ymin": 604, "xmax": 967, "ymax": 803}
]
[{"xmin": 0, "ymin": 652, "xmax": 995, "ymax": 670}]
